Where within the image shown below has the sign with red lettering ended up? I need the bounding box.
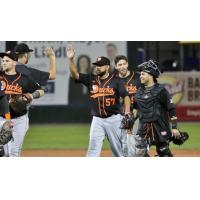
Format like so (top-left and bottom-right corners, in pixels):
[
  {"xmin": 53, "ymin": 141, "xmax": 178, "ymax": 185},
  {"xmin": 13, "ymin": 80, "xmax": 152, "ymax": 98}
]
[{"xmin": 159, "ymin": 72, "xmax": 200, "ymax": 121}]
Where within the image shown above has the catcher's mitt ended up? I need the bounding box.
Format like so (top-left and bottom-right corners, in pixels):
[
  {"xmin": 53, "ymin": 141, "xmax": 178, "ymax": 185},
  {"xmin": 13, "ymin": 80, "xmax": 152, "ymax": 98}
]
[
  {"xmin": 0, "ymin": 121, "xmax": 13, "ymax": 145},
  {"xmin": 120, "ymin": 113, "xmax": 135, "ymax": 130},
  {"xmin": 170, "ymin": 131, "xmax": 189, "ymax": 145},
  {"xmin": 9, "ymin": 94, "xmax": 32, "ymax": 114}
]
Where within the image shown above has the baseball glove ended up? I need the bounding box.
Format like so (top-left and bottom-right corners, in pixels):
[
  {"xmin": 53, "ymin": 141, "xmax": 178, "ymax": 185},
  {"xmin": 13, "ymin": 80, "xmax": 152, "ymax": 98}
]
[
  {"xmin": 0, "ymin": 121, "xmax": 13, "ymax": 145},
  {"xmin": 170, "ymin": 131, "xmax": 189, "ymax": 145},
  {"xmin": 9, "ymin": 94, "xmax": 32, "ymax": 114},
  {"xmin": 120, "ymin": 113, "xmax": 135, "ymax": 130}
]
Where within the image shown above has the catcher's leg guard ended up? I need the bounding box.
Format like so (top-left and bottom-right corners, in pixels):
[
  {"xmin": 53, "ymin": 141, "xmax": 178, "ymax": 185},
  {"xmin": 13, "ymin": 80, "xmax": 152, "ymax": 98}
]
[
  {"xmin": 156, "ymin": 142, "xmax": 173, "ymax": 157},
  {"xmin": 135, "ymin": 135, "xmax": 148, "ymax": 157}
]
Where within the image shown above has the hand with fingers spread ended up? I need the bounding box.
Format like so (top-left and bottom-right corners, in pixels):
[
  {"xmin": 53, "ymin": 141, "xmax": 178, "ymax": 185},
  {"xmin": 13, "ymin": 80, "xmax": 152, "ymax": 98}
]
[
  {"xmin": 66, "ymin": 45, "xmax": 75, "ymax": 60},
  {"xmin": 44, "ymin": 47, "xmax": 55, "ymax": 58}
]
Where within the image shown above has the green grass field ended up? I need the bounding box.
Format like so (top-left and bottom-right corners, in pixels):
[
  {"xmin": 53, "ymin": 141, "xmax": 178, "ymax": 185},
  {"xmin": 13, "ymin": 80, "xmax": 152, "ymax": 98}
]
[{"xmin": 23, "ymin": 123, "xmax": 200, "ymax": 150}]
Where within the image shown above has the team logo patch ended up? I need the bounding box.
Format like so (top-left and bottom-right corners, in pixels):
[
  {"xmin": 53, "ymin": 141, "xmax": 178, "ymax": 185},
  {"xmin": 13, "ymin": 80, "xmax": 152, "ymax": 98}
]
[
  {"xmin": 126, "ymin": 84, "xmax": 137, "ymax": 94},
  {"xmin": 5, "ymin": 83, "xmax": 22, "ymax": 94},
  {"xmin": 90, "ymin": 84, "xmax": 115, "ymax": 98}
]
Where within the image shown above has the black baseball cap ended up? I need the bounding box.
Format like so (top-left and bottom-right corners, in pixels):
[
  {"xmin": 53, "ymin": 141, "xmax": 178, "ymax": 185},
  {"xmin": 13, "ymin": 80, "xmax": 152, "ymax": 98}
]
[
  {"xmin": 14, "ymin": 43, "xmax": 33, "ymax": 54},
  {"xmin": 92, "ymin": 56, "xmax": 110, "ymax": 66},
  {"xmin": 0, "ymin": 51, "xmax": 18, "ymax": 61}
]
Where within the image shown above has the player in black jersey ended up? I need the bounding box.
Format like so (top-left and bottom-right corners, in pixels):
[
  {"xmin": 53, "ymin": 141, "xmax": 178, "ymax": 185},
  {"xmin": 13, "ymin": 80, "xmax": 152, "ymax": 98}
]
[
  {"xmin": 14, "ymin": 43, "xmax": 56, "ymax": 86},
  {"xmin": 0, "ymin": 51, "xmax": 44, "ymax": 156},
  {"xmin": 67, "ymin": 45, "xmax": 132, "ymax": 157},
  {"xmin": 134, "ymin": 60, "xmax": 181, "ymax": 157},
  {"xmin": 114, "ymin": 55, "xmax": 142, "ymax": 156}
]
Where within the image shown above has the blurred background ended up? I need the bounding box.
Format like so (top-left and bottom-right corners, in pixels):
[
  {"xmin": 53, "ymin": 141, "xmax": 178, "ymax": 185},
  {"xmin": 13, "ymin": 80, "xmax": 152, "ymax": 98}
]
[{"xmin": 1, "ymin": 41, "xmax": 199, "ymax": 156}]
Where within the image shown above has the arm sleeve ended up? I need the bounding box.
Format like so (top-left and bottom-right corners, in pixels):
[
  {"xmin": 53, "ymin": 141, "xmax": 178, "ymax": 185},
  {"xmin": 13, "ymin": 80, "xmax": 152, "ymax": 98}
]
[
  {"xmin": 16, "ymin": 64, "xmax": 50, "ymax": 86},
  {"xmin": 160, "ymin": 88, "xmax": 177, "ymax": 118},
  {"xmin": 27, "ymin": 79, "xmax": 42, "ymax": 93},
  {"xmin": 29, "ymin": 68, "xmax": 50, "ymax": 86},
  {"xmin": 0, "ymin": 95, "xmax": 9, "ymax": 116},
  {"xmin": 75, "ymin": 73, "xmax": 90, "ymax": 87}
]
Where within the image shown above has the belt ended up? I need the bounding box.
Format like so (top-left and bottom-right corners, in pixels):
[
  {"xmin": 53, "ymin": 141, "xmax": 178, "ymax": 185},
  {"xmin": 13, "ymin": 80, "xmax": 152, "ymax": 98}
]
[{"xmin": 94, "ymin": 114, "xmax": 117, "ymax": 119}]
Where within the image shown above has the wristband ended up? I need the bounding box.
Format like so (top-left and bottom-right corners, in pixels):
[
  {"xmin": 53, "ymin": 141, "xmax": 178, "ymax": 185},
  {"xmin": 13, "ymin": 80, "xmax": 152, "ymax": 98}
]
[
  {"xmin": 32, "ymin": 91, "xmax": 40, "ymax": 99},
  {"xmin": 5, "ymin": 112, "xmax": 11, "ymax": 120}
]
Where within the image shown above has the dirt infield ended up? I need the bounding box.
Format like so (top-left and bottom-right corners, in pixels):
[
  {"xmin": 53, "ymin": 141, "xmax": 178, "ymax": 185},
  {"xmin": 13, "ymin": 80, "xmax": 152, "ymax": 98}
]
[{"xmin": 21, "ymin": 149, "xmax": 200, "ymax": 157}]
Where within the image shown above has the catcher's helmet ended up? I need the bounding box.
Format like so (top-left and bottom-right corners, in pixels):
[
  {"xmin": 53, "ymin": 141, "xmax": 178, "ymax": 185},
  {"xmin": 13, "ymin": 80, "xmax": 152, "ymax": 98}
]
[{"xmin": 137, "ymin": 60, "xmax": 162, "ymax": 78}]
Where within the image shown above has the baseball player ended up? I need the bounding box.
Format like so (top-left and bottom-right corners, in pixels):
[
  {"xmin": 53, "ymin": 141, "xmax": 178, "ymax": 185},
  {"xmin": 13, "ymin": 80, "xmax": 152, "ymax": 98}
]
[
  {"xmin": 14, "ymin": 43, "xmax": 56, "ymax": 86},
  {"xmin": 0, "ymin": 51, "xmax": 44, "ymax": 157},
  {"xmin": 134, "ymin": 60, "xmax": 181, "ymax": 157},
  {"xmin": 114, "ymin": 55, "xmax": 141, "ymax": 156},
  {"xmin": 67, "ymin": 45, "xmax": 132, "ymax": 157}
]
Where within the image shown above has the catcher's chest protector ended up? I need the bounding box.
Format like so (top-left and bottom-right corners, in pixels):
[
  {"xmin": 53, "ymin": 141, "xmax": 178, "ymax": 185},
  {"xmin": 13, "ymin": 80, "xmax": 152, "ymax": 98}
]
[{"xmin": 135, "ymin": 85, "xmax": 163, "ymax": 123}]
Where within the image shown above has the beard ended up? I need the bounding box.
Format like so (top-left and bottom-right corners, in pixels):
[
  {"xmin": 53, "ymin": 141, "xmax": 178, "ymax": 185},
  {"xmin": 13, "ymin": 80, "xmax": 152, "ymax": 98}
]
[
  {"xmin": 119, "ymin": 69, "xmax": 128, "ymax": 77},
  {"xmin": 97, "ymin": 70, "xmax": 107, "ymax": 77}
]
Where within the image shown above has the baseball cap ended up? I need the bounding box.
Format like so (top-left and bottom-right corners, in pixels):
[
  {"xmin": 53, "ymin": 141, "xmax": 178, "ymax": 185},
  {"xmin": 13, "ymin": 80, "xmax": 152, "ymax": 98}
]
[
  {"xmin": 0, "ymin": 51, "xmax": 18, "ymax": 61},
  {"xmin": 14, "ymin": 43, "xmax": 33, "ymax": 54},
  {"xmin": 92, "ymin": 56, "xmax": 110, "ymax": 66}
]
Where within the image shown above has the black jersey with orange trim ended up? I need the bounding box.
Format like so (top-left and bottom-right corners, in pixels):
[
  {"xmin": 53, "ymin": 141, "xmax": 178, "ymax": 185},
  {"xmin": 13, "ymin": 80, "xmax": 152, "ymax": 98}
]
[
  {"xmin": 2, "ymin": 73, "xmax": 41, "ymax": 118},
  {"xmin": 77, "ymin": 73, "xmax": 129, "ymax": 118},
  {"xmin": 117, "ymin": 71, "xmax": 141, "ymax": 109}
]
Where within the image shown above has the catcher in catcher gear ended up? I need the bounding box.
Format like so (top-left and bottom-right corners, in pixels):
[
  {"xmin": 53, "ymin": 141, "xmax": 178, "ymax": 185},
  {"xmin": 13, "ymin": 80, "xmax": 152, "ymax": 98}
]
[
  {"xmin": 0, "ymin": 51, "xmax": 44, "ymax": 157},
  {"xmin": 133, "ymin": 60, "xmax": 189, "ymax": 157}
]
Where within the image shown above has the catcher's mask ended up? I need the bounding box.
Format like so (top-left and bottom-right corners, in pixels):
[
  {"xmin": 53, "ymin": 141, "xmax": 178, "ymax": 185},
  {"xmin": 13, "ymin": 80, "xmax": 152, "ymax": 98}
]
[{"xmin": 137, "ymin": 60, "xmax": 162, "ymax": 78}]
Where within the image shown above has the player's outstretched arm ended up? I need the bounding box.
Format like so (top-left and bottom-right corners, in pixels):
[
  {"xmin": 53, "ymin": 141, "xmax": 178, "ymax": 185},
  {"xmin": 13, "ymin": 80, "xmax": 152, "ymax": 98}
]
[
  {"xmin": 44, "ymin": 47, "xmax": 57, "ymax": 80},
  {"xmin": 66, "ymin": 45, "xmax": 79, "ymax": 80}
]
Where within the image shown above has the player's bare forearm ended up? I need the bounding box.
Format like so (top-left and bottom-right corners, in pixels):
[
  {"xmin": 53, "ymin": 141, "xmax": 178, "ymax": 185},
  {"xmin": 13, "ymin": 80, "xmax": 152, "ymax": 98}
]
[
  {"xmin": 68, "ymin": 59, "xmax": 79, "ymax": 80},
  {"xmin": 123, "ymin": 96, "xmax": 131, "ymax": 114},
  {"xmin": 37, "ymin": 89, "xmax": 45, "ymax": 97},
  {"xmin": 44, "ymin": 47, "xmax": 57, "ymax": 80},
  {"xmin": 48, "ymin": 56, "xmax": 57, "ymax": 80},
  {"xmin": 66, "ymin": 45, "xmax": 79, "ymax": 80}
]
